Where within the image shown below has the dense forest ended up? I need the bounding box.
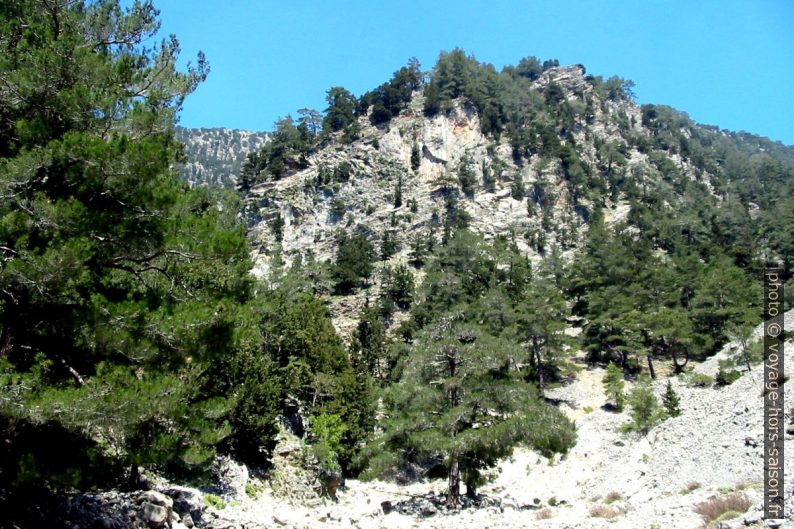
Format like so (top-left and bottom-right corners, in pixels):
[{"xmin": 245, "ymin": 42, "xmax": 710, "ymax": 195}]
[{"xmin": 0, "ymin": 0, "xmax": 792, "ymax": 523}]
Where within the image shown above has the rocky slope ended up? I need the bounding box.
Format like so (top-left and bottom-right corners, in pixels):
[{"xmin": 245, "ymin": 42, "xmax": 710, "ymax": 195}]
[
  {"xmin": 175, "ymin": 127, "xmax": 269, "ymax": 187},
  {"xmin": 243, "ymin": 65, "xmax": 718, "ymax": 336},
  {"xmin": 62, "ymin": 311, "xmax": 789, "ymax": 529}
]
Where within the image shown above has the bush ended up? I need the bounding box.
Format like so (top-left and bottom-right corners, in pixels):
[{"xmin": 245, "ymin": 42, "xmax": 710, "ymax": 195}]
[
  {"xmin": 511, "ymin": 176, "xmax": 526, "ymax": 200},
  {"xmin": 245, "ymin": 482, "xmax": 262, "ymax": 498},
  {"xmin": 680, "ymin": 371, "xmax": 714, "ymax": 388},
  {"xmin": 411, "ymin": 142, "xmax": 421, "ymax": 171},
  {"xmin": 203, "ymin": 493, "xmax": 226, "ymax": 510},
  {"xmin": 384, "ymin": 264, "xmax": 415, "ymax": 310},
  {"xmin": 716, "ymin": 367, "xmax": 741, "ymax": 386},
  {"xmin": 693, "ymin": 493, "xmax": 750, "ymax": 526},
  {"xmin": 329, "ymin": 197, "xmax": 347, "ymax": 220},
  {"xmin": 307, "ymin": 414, "xmax": 347, "ymax": 472}
]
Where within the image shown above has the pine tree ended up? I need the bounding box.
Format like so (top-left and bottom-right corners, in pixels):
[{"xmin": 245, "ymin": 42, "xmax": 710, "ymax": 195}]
[
  {"xmin": 603, "ymin": 363, "xmax": 626, "ymax": 411},
  {"xmin": 511, "ymin": 175, "xmax": 526, "ymax": 199},
  {"xmin": 457, "ymin": 157, "xmax": 476, "ymax": 197},
  {"xmin": 0, "ymin": 0, "xmax": 278, "ymax": 486},
  {"xmin": 625, "ymin": 377, "xmax": 663, "ymax": 435},
  {"xmin": 411, "ymin": 142, "xmax": 421, "ymax": 171},
  {"xmin": 482, "ymin": 160, "xmax": 494, "ymax": 192},
  {"xmin": 408, "ymin": 232, "xmax": 427, "ymax": 267},
  {"xmin": 363, "ymin": 318, "xmax": 575, "ymax": 507},
  {"xmin": 394, "ymin": 174, "xmax": 403, "ymax": 207},
  {"xmin": 662, "ymin": 380, "xmax": 681, "ymax": 417},
  {"xmin": 515, "ymin": 274, "xmax": 569, "ymax": 396},
  {"xmin": 380, "ymin": 230, "xmax": 399, "ymax": 261},
  {"xmin": 351, "ymin": 307, "xmax": 389, "ymax": 381},
  {"xmin": 385, "ymin": 264, "xmax": 414, "ymax": 310},
  {"xmin": 331, "ymin": 232, "xmax": 375, "ymax": 293}
]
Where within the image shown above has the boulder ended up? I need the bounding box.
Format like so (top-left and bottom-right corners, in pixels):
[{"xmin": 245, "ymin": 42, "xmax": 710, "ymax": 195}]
[
  {"xmin": 180, "ymin": 513, "xmax": 195, "ymax": 528},
  {"xmin": 141, "ymin": 503, "xmax": 169, "ymax": 528},
  {"xmin": 163, "ymin": 486, "xmax": 203, "ymax": 517},
  {"xmin": 137, "ymin": 491, "xmax": 173, "ymax": 509}
]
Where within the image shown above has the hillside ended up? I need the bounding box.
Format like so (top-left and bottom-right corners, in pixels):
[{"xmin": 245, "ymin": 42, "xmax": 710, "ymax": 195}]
[
  {"xmin": 240, "ymin": 55, "xmax": 793, "ymax": 335},
  {"xmin": 174, "ymin": 127, "xmax": 269, "ymax": 187}
]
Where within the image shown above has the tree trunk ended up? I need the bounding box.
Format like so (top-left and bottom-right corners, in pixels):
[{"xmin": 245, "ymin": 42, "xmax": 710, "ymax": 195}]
[
  {"xmin": 535, "ymin": 350, "xmax": 545, "ymax": 397},
  {"xmin": 671, "ymin": 349, "xmax": 689, "ymax": 374},
  {"xmin": 741, "ymin": 339, "xmax": 752, "ymax": 371},
  {"xmin": 446, "ymin": 459, "xmax": 460, "ymax": 508},
  {"xmin": 465, "ymin": 473, "xmax": 477, "ymax": 499},
  {"xmin": 646, "ymin": 354, "xmax": 656, "ymax": 380}
]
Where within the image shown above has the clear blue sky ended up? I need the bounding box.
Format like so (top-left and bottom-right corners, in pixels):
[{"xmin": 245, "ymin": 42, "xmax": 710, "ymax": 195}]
[{"xmin": 152, "ymin": 0, "xmax": 794, "ymax": 145}]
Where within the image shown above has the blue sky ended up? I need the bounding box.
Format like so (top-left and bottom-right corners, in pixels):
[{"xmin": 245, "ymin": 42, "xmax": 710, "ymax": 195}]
[{"xmin": 153, "ymin": 0, "xmax": 794, "ymax": 145}]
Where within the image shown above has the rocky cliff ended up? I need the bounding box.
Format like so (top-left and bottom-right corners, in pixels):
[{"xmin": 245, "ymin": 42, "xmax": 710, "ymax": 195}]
[{"xmin": 243, "ymin": 65, "xmax": 718, "ymax": 335}]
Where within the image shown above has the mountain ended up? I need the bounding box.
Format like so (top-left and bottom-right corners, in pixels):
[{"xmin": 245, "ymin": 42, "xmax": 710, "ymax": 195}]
[
  {"xmin": 174, "ymin": 126, "xmax": 269, "ymax": 187},
  {"xmin": 238, "ymin": 53, "xmax": 793, "ymax": 336}
]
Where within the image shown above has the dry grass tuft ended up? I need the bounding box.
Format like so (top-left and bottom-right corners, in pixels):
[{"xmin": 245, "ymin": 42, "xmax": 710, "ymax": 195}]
[
  {"xmin": 693, "ymin": 492, "xmax": 751, "ymax": 526},
  {"xmin": 589, "ymin": 504, "xmax": 621, "ymax": 519},
  {"xmin": 605, "ymin": 490, "xmax": 623, "ymax": 504},
  {"xmin": 681, "ymin": 481, "xmax": 701, "ymax": 494}
]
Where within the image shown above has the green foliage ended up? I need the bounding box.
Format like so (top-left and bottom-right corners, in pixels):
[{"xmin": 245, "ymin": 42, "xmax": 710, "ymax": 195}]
[
  {"xmin": 329, "ymin": 197, "xmax": 348, "ymax": 220},
  {"xmin": 362, "ymin": 317, "xmax": 575, "ymax": 506},
  {"xmin": 515, "ymin": 272, "xmax": 571, "ymax": 395},
  {"xmin": 481, "ymin": 160, "xmax": 494, "ymax": 192},
  {"xmin": 408, "ymin": 231, "xmax": 429, "ymax": 267},
  {"xmin": 380, "ymin": 230, "xmax": 399, "ymax": 260},
  {"xmin": 259, "ymin": 287, "xmax": 376, "ymax": 471},
  {"xmin": 203, "ymin": 493, "xmax": 226, "ymax": 510},
  {"xmin": 624, "ymin": 377, "xmax": 663, "ymax": 435},
  {"xmin": 603, "ymin": 363, "xmax": 626, "ymax": 411},
  {"xmin": 662, "ymin": 380, "xmax": 681, "ymax": 417},
  {"xmin": 360, "ymin": 59, "xmax": 422, "ymax": 125},
  {"xmin": 511, "ymin": 176, "xmax": 526, "ymax": 200},
  {"xmin": 350, "ymin": 307, "xmax": 390, "ymax": 382},
  {"xmin": 308, "ymin": 414, "xmax": 347, "ymax": 472},
  {"xmin": 394, "ymin": 174, "xmax": 403, "ymax": 207},
  {"xmin": 271, "ymin": 212, "xmax": 285, "ymax": 242},
  {"xmin": 248, "ymin": 116, "xmax": 313, "ymax": 181},
  {"xmin": 457, "ymin": 156, "xmax": 477, "ymax": 197},
  {"xmin": 0, "ymin": 0, "xmax": 279, "ymax": 486},
  {"xmin": 383, "ymin": 264, "xmax": 415, "ymax": 310},
  {"xmin": 331, "ymin": 232, "xmax": 375, "ymax": 294},
  {"xmin": 411, "ymin": 142, "xmax": 421, "ymax": 171},
  {"xmin": 245, "ymin": 482, "xmax": 262, "ymax": 498},
  {"xmin": 715, "ymin": 367, "xmax": 741, "ymax": 386},
  {"xmin": 680, "ymin": 371, "xmax": 715, "ymax": 388},
  {"xmin": 323, "ymin": 87, "xmax": 358, "ymax": 133}
]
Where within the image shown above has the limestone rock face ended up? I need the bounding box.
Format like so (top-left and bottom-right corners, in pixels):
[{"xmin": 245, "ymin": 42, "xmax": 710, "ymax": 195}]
[{"xmin": 242, "ymin": 65, "xmax": 697, "ymax": 336}]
